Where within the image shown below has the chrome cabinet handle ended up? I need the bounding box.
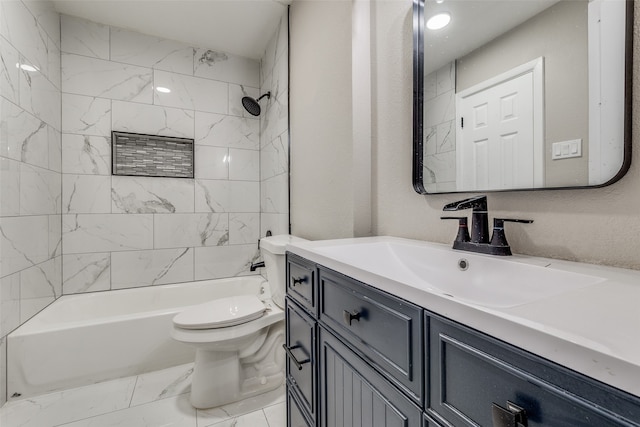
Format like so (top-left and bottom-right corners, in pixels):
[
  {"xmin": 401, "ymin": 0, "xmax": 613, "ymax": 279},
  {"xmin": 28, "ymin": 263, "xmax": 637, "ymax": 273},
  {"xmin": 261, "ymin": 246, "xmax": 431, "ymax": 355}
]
[
  {"xmin": 492, "ymin": 401, "xmax": 527, "ymax": 427},
  {"xmin": 291, "ymin": 276, "xmax": 307, "ymax": 286},
  {"xmin": 282, "ymin": 344, "xmax": 310, "ymax": 371},
  {"xmin": 343, "ymin": 310, "xmax": 361, "ymax": 326}
]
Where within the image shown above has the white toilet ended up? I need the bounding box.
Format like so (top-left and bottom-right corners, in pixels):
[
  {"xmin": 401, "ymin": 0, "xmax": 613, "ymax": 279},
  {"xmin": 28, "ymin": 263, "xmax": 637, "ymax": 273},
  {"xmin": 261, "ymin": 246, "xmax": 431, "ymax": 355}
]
[{"xmin": 171, "ymin": 234, "xmax": 306, "ymax": 409}]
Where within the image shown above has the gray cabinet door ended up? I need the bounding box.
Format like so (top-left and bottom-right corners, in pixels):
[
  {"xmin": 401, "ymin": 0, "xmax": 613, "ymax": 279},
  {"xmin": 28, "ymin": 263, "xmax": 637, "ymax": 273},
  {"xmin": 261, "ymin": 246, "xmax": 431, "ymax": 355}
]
[
  {"xmin": 286, "ymin": 298, "xmax": 316, "ymax": 422},
  {"xmin": 320, "ymin": 327, "xmax": 422, "ymax": 427}
]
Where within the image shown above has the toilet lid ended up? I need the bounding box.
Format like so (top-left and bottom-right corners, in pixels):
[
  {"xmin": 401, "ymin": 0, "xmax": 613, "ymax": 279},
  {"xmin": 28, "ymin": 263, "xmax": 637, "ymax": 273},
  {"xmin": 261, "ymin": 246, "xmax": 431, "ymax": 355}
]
[{"xmin": 173, "ymin": 295, "xmax": 267, "ymax": 330}]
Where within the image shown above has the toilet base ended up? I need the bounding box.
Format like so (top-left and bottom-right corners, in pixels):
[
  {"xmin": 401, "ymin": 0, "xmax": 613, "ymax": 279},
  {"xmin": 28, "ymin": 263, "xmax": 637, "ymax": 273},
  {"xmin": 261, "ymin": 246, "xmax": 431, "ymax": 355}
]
[
  {"xmin": 188, "ymin": 324, "xmax": 285, "ymax": 409},
  {"xmin": 190, "ymin": 350, "xmax": 239, "ymax": 409}
]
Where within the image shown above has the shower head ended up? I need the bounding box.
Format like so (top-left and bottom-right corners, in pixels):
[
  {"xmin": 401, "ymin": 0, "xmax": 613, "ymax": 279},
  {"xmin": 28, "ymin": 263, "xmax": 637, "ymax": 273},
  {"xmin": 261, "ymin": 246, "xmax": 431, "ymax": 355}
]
[{"xmin": 241, "ymin": 92, "xmax": 271, "ymax": 116}]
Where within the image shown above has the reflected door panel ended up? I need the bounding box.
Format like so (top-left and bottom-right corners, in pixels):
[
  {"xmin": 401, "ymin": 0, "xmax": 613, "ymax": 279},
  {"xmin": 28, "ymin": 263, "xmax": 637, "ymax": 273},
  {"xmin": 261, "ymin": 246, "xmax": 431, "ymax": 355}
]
[{"xmin": 457, "ymin": 69, "xmax": 538, "ymax": 191}]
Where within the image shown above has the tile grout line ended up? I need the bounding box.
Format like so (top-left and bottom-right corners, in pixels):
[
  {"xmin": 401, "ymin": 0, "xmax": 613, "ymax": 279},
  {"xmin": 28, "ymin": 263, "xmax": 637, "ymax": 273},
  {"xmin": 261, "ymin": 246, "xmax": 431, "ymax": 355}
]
[
  {"xmin": 128, "ymin": 375, "xmax": 139, "ymax": 408},
  {"xmin": 263, "ymin": 407, "xmax": 273, "ymax": 427}
]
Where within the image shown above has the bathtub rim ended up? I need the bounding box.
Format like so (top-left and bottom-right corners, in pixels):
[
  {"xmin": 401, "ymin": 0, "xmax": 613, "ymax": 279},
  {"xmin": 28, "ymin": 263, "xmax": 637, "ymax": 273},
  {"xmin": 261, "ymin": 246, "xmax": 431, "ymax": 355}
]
[{"xmin": 9, "ymin": 275, "xmax": 269, "ymax": 336}]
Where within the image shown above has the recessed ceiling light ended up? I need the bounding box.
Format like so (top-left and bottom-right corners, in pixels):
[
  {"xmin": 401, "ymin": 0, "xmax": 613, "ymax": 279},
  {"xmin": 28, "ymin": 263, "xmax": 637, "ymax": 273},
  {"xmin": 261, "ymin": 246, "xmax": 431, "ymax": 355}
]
[
  {"xmin": 16, "ymin": 63, "xmax": 38, "ymax": 72},
  {"xmin": 156, "ymin": 86, "xmax": 171, "ymax": 93},
  {"xmin": 427, "ymin": 12, "xmax": 451, "ymax": 30}
]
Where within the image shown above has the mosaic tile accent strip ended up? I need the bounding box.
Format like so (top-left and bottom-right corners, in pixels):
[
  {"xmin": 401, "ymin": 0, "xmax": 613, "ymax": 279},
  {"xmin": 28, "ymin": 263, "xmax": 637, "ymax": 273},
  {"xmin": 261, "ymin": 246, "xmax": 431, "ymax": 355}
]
[{"xmin": 112, "ymin": 132, "xmax": 194, "ymax": 178}]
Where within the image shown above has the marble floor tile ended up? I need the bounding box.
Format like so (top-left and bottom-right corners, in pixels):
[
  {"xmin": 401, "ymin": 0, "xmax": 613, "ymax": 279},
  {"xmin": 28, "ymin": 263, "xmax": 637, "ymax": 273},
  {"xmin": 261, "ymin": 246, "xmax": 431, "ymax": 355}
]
[
  {"xmin": 130, "ymin": 363, "xmax": 194, "ymax": 407},
  {"xmin": 0, "ymin": 366, "xmax": 285, "ymax": 427},
  {"xmin": 0, "ymin": 377, "xmax": 136, "ymax": 427},
  {"xmin": 196, "ymin": 385, "xmax": 285, "ymax": 426},
  {"xmin": 203, "ymin": 408, "xmax": 270, "ymax": 427},
  {"xmin": 263, "ymin": 401, "xmax": 286, "ymax": 427},
  {"xmin": 60, "ymin": 394, "xmax": 197, "ymax": 427}
]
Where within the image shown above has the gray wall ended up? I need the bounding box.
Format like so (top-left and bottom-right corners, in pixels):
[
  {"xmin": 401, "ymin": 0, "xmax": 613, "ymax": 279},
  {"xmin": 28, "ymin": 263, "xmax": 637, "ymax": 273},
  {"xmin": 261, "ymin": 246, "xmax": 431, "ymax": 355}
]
[
  {"xmin": 290, "ymin": 0, "xmax": 640, "ymax": 271},
  {"xmin": 457, "ymin": 1, "xmax": 589, "ymax": 187},
  {"xmin": 290, "ymin": 1, "xmax": 354, "ymax": 240}
]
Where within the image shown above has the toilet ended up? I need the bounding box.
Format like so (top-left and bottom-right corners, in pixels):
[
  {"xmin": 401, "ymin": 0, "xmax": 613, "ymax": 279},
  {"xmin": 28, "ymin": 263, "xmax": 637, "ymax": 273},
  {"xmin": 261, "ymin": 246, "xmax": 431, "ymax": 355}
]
[{"xmin": 171, "ymin": 234, "xmax": 306, "ymax": 409}]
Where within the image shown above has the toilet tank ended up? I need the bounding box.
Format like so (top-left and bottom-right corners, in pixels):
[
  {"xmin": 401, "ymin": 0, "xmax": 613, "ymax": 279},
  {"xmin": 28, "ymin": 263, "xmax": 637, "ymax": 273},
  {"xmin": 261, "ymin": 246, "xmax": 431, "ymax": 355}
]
[{"xmin": 260, "ymin": 235, "xmax": 308, "ymax": 309}]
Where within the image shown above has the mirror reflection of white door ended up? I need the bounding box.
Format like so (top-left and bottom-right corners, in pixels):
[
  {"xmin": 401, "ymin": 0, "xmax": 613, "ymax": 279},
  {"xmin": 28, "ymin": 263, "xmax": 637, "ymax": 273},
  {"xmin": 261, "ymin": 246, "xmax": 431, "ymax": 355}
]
[{"xmin": 456, "ymin": 58, "xmax": 544, "ymax": 191}]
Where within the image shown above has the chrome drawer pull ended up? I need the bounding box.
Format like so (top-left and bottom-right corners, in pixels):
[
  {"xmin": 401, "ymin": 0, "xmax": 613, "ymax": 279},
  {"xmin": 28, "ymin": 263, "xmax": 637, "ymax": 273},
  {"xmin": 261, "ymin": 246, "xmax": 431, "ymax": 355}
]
[
  {"xmin": 492, "ymin": 401, "xmax": 527, "ymax": 427},
  {"xmin": 343, "ymin": 310, "xmax": 361, "ymax": 326},
  {"xmin": 291, "ymin": 276, "xmax": 307, "ymax": 286},
  {"xmin": 282, "ymin": 344, "xmax": 310, "ymax": 370}
]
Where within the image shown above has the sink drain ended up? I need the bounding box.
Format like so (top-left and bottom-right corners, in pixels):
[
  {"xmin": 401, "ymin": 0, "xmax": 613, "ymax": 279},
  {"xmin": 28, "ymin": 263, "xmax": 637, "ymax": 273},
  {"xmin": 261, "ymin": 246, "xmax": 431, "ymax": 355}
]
[{"xmin": 457, "ymin": 258, "xmax": 469, "ymax": 271}]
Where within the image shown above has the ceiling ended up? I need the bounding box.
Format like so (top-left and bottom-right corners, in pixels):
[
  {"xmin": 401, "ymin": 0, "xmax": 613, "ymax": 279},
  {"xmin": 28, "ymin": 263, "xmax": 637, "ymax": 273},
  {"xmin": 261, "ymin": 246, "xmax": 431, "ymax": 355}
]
[
  {"xmin": 424, "ymin": 0, "xmax": 560, "ymax": 74},
  {"xmin": 51, "ymin": 0, "xmax": 290, "ymax": 60}
]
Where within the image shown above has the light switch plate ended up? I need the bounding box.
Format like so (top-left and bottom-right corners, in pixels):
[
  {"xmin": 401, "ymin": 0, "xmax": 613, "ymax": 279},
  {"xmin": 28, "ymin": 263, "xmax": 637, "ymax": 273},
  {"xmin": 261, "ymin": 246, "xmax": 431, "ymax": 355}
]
[{"xmin": 552, "ymin": 139, "xmax": 582, "ymax": 160}]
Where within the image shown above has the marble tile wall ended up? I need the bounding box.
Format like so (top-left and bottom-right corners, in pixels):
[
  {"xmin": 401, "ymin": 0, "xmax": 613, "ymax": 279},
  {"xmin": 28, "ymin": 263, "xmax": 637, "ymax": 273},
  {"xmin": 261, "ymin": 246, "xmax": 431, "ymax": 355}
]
[
  {"xmin": 424, "ymin": 62, "xmax": 457, "ymax": 193},
  {"xmin": 0, "ymin": 8, "xmax": 289, "ymax": 406},
  {"xmin": 260, "ymin": 13, "xmax": 290, "ymax": 236},
  {"xmin": 0, "ymin": 0, "xmax": 62, "ymax": 406},
  {"xmin": 59, "ymin": 14, "xmax": 277, "ymax": 294}
]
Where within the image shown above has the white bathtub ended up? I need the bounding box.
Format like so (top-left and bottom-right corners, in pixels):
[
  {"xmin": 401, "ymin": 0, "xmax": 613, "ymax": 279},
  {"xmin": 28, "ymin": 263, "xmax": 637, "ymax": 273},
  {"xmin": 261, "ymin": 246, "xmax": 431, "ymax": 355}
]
[{"xmin": 7, "ymin": 276, "xmax": 270, "ymax": 400}]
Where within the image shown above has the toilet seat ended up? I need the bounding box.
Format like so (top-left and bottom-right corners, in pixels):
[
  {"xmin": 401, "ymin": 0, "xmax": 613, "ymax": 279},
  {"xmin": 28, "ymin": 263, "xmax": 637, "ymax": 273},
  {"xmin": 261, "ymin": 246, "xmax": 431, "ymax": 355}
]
[{"xmin": 173, "ymin": 295, "xmax": 266, "ymax": 330}]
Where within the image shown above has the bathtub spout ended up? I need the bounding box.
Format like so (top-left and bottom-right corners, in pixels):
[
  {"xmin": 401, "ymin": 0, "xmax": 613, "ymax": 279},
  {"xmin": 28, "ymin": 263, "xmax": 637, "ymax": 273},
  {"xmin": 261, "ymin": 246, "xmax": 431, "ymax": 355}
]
[{"xmin": 250, "ymin": 261, "xmax": 265, "ymax": 271}]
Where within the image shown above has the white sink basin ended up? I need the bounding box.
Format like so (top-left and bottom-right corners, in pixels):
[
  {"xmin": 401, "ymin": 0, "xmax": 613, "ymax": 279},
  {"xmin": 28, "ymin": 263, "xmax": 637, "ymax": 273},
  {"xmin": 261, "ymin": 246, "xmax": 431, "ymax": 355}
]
[{"xmin": 314, "ymin": 240, "xmax": 605, "ymax": 308}]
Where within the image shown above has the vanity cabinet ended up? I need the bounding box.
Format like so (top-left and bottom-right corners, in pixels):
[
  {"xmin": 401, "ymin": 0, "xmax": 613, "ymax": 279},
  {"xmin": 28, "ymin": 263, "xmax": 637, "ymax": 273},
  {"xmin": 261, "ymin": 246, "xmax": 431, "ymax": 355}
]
[
  {"xmin": 286, "ymin": 255, "xmax": 423, "ymax": 427},
  {"xmin": 285, "ymin": 253, "xmax": 640, "ymax": 427},
  {"xmin": 426, "ymin": 315, "xmax": 640, "ymax": 427}
]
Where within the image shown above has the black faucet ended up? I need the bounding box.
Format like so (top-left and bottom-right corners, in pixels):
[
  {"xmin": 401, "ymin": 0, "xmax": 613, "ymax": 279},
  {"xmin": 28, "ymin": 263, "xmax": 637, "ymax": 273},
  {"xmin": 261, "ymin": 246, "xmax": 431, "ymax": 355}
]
[
  {"xmin": 441, "ymin": 196, "xmax": 532, "ymax": 256},
  {"xmin": 249, "ymin": 261, "xmax": 265, "ymax": 271},
  {"xmin": 443, "ymin": 195, "xmax": 489, "ymax": 244},
  {"xmin": 250, "ymin": 231, "xmax": 272, "ymax": 271}
]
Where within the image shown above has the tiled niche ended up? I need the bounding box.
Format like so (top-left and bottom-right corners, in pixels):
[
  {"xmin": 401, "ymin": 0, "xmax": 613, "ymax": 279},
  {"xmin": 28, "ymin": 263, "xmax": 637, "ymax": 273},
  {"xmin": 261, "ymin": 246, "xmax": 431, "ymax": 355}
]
[{"xmin": 111, "ymin": 132, "xmax": 194, "ymax": 178}]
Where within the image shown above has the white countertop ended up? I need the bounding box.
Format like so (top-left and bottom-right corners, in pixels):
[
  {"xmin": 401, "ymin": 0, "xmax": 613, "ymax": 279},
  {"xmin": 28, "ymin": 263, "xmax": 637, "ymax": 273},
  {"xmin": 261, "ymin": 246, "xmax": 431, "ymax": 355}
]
[{"xmin": 286, "ymin": 236, "xmax": 640, "ymax": 398}]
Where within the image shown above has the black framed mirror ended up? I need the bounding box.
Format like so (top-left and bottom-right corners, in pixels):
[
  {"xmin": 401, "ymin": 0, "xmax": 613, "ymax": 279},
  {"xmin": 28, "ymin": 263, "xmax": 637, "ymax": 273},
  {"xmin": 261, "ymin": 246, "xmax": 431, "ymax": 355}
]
[{"xmin": 413, "ymin": 0, "xmax": 633, "ymax": 194}]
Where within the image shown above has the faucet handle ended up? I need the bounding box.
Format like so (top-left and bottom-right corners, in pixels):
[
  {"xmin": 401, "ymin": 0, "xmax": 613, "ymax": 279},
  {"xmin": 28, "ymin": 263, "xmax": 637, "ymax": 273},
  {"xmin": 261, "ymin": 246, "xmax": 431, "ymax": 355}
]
[
  {"xmin": 441, "ymin": 216, "xmax": 471, "ymax": 243},
  {"xmin": 443, "ymin": 195, "xmax": 487, "ymax": 212},
  {"xmin": 490, "ymin": 218, "xmax": 533, "ymax": 249},
  {"xmin": 494, "ymin": 218, "xmax": 534, "ymax": 226}
]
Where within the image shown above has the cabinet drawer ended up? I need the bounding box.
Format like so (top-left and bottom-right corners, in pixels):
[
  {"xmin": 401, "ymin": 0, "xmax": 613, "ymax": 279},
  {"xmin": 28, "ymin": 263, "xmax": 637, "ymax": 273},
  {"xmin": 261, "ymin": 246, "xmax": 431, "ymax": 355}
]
[
  {"xmin": 285, "ymin": 298, "xmax": 316, "ymax": 421},
  {"xmin": 319, "ymin": 267, "xmax": 423, "ymax": 404},
  {"xmin": 427, "ymin": 315, "xmax": 640, "ymax": 427},
  {"xmin": 287, "ymin": 254, "xmax": 317, "ymax": 315},
  {"xmin": 320, "ymin": 327, "xmax": 422, "ymax": 427},
  {"xmin": 288, "ymin": 389, "xmax": 314, "ymax": 427}
]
